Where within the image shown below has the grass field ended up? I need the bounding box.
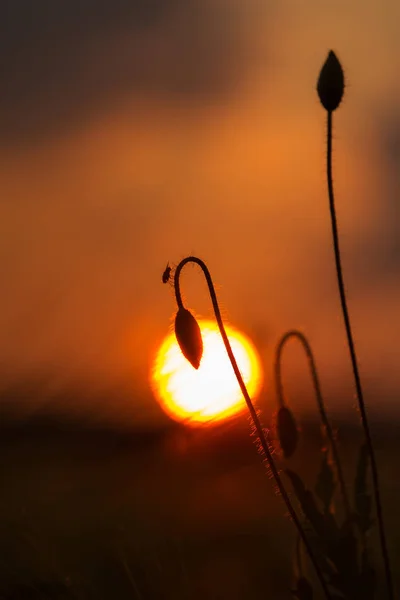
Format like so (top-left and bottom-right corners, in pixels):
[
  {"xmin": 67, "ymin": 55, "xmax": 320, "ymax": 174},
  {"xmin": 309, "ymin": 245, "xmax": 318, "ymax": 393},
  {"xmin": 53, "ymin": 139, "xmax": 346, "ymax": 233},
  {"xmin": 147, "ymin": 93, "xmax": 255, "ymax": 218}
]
[{"xmin": 0, "ymin": 412, "xmax": 399, "ymax": 599}]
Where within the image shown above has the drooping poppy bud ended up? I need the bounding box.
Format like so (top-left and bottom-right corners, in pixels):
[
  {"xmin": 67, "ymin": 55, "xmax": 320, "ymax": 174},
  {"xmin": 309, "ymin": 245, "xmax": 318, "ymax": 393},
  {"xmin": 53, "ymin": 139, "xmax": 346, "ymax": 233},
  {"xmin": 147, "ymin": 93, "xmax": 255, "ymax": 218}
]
[
  {"xmin": 277, "ymin": 406, "xmax": 298, "ymax": 458},
  {"xmin": 317, "ymin": 50, "xmax": 344, "ymax": 112},
  {"xmin": 175, "ymin": 307, "xmax": 203, "ymax": 369}
]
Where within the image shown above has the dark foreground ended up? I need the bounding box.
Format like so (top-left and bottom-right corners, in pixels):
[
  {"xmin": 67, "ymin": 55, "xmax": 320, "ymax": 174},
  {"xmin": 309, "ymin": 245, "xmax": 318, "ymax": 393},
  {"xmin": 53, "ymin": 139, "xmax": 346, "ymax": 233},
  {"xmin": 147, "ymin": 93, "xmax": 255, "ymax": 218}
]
[{"xmin": 0, "ymin": 413, "xmax": 399, "ymax": 599}]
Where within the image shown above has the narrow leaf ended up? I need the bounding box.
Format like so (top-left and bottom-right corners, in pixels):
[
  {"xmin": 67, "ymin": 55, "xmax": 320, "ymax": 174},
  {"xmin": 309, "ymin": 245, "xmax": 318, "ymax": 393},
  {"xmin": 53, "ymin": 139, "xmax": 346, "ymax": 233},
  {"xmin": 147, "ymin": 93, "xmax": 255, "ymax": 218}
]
[
  {"xmin": 277, "ymin": 406, "xmax": 299, "ymax": 458},
  {"xmin": 285, "ymin": 470, "xmax": 326, "ymax": 538},
  {"xmin": 315, "ymin": 449, "xmax": 336, "ymax": 513}
]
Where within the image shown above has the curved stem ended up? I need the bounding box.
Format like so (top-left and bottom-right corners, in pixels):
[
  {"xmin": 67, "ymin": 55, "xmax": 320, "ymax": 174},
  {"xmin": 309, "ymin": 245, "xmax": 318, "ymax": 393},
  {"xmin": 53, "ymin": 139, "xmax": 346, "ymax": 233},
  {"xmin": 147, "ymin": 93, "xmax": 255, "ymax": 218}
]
[
  {"xmin": 275, "ymin": 329, "xmax": 351, "ymax": 519},
  {"xmin": 326, "ymin": 111, "xmax": 394, "ymax": 599},
  {"xmin": 174, "ymin": 256, "xmax": 333, "ymax": 600}
]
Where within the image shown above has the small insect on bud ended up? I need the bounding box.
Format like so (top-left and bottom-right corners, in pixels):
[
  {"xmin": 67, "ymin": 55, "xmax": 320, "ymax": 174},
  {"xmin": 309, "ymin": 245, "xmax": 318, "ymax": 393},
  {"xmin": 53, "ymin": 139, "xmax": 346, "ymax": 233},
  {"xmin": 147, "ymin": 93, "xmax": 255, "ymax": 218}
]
[
  {"xmin": 174, "ymin": 307, "xmax": 203, "ymax": 369},
  {"xmin": 162, "ymin": 262, "xmax": 172, "ymax": 284},
  {"xmin": 317, "ymin": 50, "xmax": 344, "ymax": 112},
  {"xmin": 277, "ymin": 406, "xmax": 298, "ymax": 458}
]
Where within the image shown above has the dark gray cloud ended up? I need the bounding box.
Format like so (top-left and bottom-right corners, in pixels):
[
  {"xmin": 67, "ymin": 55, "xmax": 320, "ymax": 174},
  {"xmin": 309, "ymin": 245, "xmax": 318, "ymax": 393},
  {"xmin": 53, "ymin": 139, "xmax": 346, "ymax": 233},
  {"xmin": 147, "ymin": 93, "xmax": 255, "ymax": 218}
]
[{"xmin": 0, "ymin": 0, "xmax": 267, "ymax": 142}]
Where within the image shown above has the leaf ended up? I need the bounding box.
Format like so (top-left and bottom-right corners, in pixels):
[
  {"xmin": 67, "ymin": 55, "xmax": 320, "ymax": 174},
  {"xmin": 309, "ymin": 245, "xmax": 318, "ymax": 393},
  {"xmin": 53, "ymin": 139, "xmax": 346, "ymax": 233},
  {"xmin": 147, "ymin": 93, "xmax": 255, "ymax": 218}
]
[
  {"xmin": 303, "ymin": 529, "xmax": 338, "ymax": 581},
  {"xmin": 277, "ymin": 406, "xmax": 299, "ymax": 458},
  {"xmin": 315, "ymin": 449, "xmax": 336, "ymax": 513},
  {"xmin": 174, "ymin": 307, "xmax": 203, "ymax": 369},
  {"xmin": 285, "ymin": 470, "xmax": 326, "ymax": 539},
  {"xmin": 291, "ymin": 577, "xmax": 313, "ymax": 599},
  {"xmin": 354, "ymin": 443, "xmax": 373, "ymax": 533}
]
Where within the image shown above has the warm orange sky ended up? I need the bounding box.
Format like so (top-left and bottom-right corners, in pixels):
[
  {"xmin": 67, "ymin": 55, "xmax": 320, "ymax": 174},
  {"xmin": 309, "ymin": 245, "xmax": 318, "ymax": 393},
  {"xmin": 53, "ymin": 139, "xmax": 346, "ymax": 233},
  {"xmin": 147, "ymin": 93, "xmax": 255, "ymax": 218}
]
[{"xmin": 1, "ymin": 0, "xmax": 400, "ymax": 425}]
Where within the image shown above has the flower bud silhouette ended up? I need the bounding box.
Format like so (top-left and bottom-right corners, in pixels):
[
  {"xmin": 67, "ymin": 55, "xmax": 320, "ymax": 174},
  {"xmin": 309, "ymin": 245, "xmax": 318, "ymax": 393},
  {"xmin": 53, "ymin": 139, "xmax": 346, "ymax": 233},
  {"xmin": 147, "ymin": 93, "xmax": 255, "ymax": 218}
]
[
  {"xmin": 174, "ymin": 307, "xmax": 203, "ymax": 369},
  {"xmin": 277, "ymin": 406, "xmax": 298, "ymax": 458},
  {"xmin": 317, "ymin": 50, "xmax": 344, "ymax": 111},
  {"xmin": 318, "ymin": 50, "xmax": 394, "ymax": 597},
  {"xmin": 165, "ymin": 257, "xmax": 332, "ymax": 598}
]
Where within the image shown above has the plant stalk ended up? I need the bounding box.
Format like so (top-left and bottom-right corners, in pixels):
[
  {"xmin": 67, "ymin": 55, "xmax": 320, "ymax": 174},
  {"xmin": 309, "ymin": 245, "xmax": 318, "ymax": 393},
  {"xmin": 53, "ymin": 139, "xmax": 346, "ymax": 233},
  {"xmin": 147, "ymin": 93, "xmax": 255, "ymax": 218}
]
[
  {"xmin": 326, "ymin": 110, "xmax": 394, "ymax": 600},
  {"xmin": 275, "ymin": 329, "xmax": 351, "ymax": 519},
  {"xmin": 174, "ymin": 256, "xmax": 333, "ymax": 600}
]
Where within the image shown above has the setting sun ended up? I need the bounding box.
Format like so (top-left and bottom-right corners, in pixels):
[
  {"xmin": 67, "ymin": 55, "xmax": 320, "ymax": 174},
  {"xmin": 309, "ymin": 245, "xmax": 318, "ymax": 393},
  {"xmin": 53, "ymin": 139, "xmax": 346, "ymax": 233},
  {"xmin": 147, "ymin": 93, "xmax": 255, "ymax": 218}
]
[{"xmin": 151, "ymin": 320, "xmax": 263, "ymax": 424}]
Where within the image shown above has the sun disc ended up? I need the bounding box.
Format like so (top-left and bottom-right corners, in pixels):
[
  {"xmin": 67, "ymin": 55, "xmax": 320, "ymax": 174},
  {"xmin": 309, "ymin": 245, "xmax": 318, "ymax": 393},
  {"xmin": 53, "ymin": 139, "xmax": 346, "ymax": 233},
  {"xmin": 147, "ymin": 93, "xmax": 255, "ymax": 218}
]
[{"xmin": 151, "ymin": 320, "xmax": 263, "ymax": 425}]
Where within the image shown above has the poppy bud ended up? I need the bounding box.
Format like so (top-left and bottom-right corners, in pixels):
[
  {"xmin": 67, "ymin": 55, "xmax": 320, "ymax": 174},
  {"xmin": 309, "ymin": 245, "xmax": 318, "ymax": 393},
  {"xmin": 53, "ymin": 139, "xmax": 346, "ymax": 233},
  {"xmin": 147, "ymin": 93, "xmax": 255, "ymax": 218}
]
[
  {"xmin": 175, "ymin": 307, "xmax": 203, "ymax": 369},
  {"xmin": 277, "ymin": 406, "xmax": 298, "ymax": 458},
  {"xmin": 317, "ymin": 50, "xmax": 344, "ymax": 111}
]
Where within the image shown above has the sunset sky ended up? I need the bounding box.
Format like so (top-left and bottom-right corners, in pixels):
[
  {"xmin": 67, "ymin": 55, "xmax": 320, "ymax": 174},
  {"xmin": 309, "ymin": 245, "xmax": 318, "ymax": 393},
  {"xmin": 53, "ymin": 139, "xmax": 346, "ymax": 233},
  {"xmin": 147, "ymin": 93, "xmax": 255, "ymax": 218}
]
[{"xmin": 1, "ymin": 0, "xmax": 400, "ymax": 426}]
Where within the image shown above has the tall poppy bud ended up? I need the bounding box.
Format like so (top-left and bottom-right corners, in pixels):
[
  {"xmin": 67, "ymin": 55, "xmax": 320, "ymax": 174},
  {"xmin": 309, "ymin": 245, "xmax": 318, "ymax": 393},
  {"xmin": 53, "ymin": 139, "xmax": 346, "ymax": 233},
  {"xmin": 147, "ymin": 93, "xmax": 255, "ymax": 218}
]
[{"xmin": 317, "ymin": 50, "xmax": 344, "ymax": 111}]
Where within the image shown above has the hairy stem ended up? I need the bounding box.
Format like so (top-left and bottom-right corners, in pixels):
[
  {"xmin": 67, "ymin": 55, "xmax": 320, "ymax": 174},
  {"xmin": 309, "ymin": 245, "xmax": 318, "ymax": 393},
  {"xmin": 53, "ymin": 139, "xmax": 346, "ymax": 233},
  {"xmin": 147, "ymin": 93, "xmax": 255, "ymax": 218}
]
[
  {"xmin": 174, "ymin": 256, "xmax": 333, "ymax": 600},
  {"xmin": 275, "ymin": 329, "xmax": 351, "ymax": 519},
  {"xmin": 326, "ymin": 111, "xmax": 394, "ymax": 599}
]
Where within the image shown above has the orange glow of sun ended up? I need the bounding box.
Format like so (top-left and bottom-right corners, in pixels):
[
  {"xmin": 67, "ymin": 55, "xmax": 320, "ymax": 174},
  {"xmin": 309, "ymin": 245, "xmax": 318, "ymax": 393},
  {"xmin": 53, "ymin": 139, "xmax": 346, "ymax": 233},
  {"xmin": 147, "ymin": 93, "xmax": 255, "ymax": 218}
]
[{"xmin": 151, "ymin": 320, "xmax": 263, "ymax": 425}]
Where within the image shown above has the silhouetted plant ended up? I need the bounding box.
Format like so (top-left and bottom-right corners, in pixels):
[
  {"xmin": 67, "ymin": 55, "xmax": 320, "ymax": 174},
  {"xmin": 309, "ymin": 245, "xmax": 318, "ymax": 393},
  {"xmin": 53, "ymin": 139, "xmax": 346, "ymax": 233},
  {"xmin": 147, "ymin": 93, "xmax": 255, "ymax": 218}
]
[
  {"xmin": 161, "ymin": 256, "xmax": 386, "ymax": 599},
  {"xmin": 274, "ymin": 330, "xmax": 350, "ymax": 517},
  {"xmin": 292, "ymin": 534, "xmax": 314, "ymax": 599},
  {"xmin": 287, "ymin": 444, "xmax": 377, "ymax": 599},
  {"xmin": 317, "ymin": 50, "xmax": 394, "ymax": 599},
  {"xmin": 274, "ymin": 330, "xmax": 377, "ymax": 598},
  {"xmin": 164, "ymin": 256, "xmax": 333, "ymax": 599},
  {"xmin": 174, "ymin": 306, "xmax": 203, "ymax": 369},
  {"xmin": 159, "ymin": 49, "xmax": 395, "ymax": 600}
]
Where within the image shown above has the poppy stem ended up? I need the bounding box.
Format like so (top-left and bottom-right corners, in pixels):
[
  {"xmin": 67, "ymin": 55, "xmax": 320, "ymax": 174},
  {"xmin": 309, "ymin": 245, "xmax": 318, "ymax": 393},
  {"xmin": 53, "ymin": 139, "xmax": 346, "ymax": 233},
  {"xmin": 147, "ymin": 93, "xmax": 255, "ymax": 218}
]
[
  {"xmin": 173, "ymin": 256, "xmax": 333, "ymax": 600},
  {"xmin": 275, "ymin": 329, "xmax": 351, "ymax": 520},
  {"xmin": 326, "ymin": 111, "xmax": 394, "ymax": 599}
]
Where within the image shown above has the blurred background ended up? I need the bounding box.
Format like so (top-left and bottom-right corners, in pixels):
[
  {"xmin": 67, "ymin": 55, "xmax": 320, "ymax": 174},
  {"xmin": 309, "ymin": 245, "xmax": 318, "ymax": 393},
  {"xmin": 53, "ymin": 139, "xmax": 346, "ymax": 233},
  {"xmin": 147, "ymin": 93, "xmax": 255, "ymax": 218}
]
[
  {"xmin": 0, "ymin": 3, "xmax": 400, "ymax": 598},
  {"xmin": 1, "ymin": 0, "xmax": 400, "ymax": 427}
]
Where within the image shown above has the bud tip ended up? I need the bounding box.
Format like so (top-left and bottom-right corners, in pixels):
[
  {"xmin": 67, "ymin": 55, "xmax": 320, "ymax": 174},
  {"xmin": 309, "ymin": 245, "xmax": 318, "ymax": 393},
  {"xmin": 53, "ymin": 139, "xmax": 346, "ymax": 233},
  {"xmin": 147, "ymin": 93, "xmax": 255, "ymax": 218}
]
[{"xmin": 317, "ymin": 49, "xmax": 345, "ymax": 112}]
